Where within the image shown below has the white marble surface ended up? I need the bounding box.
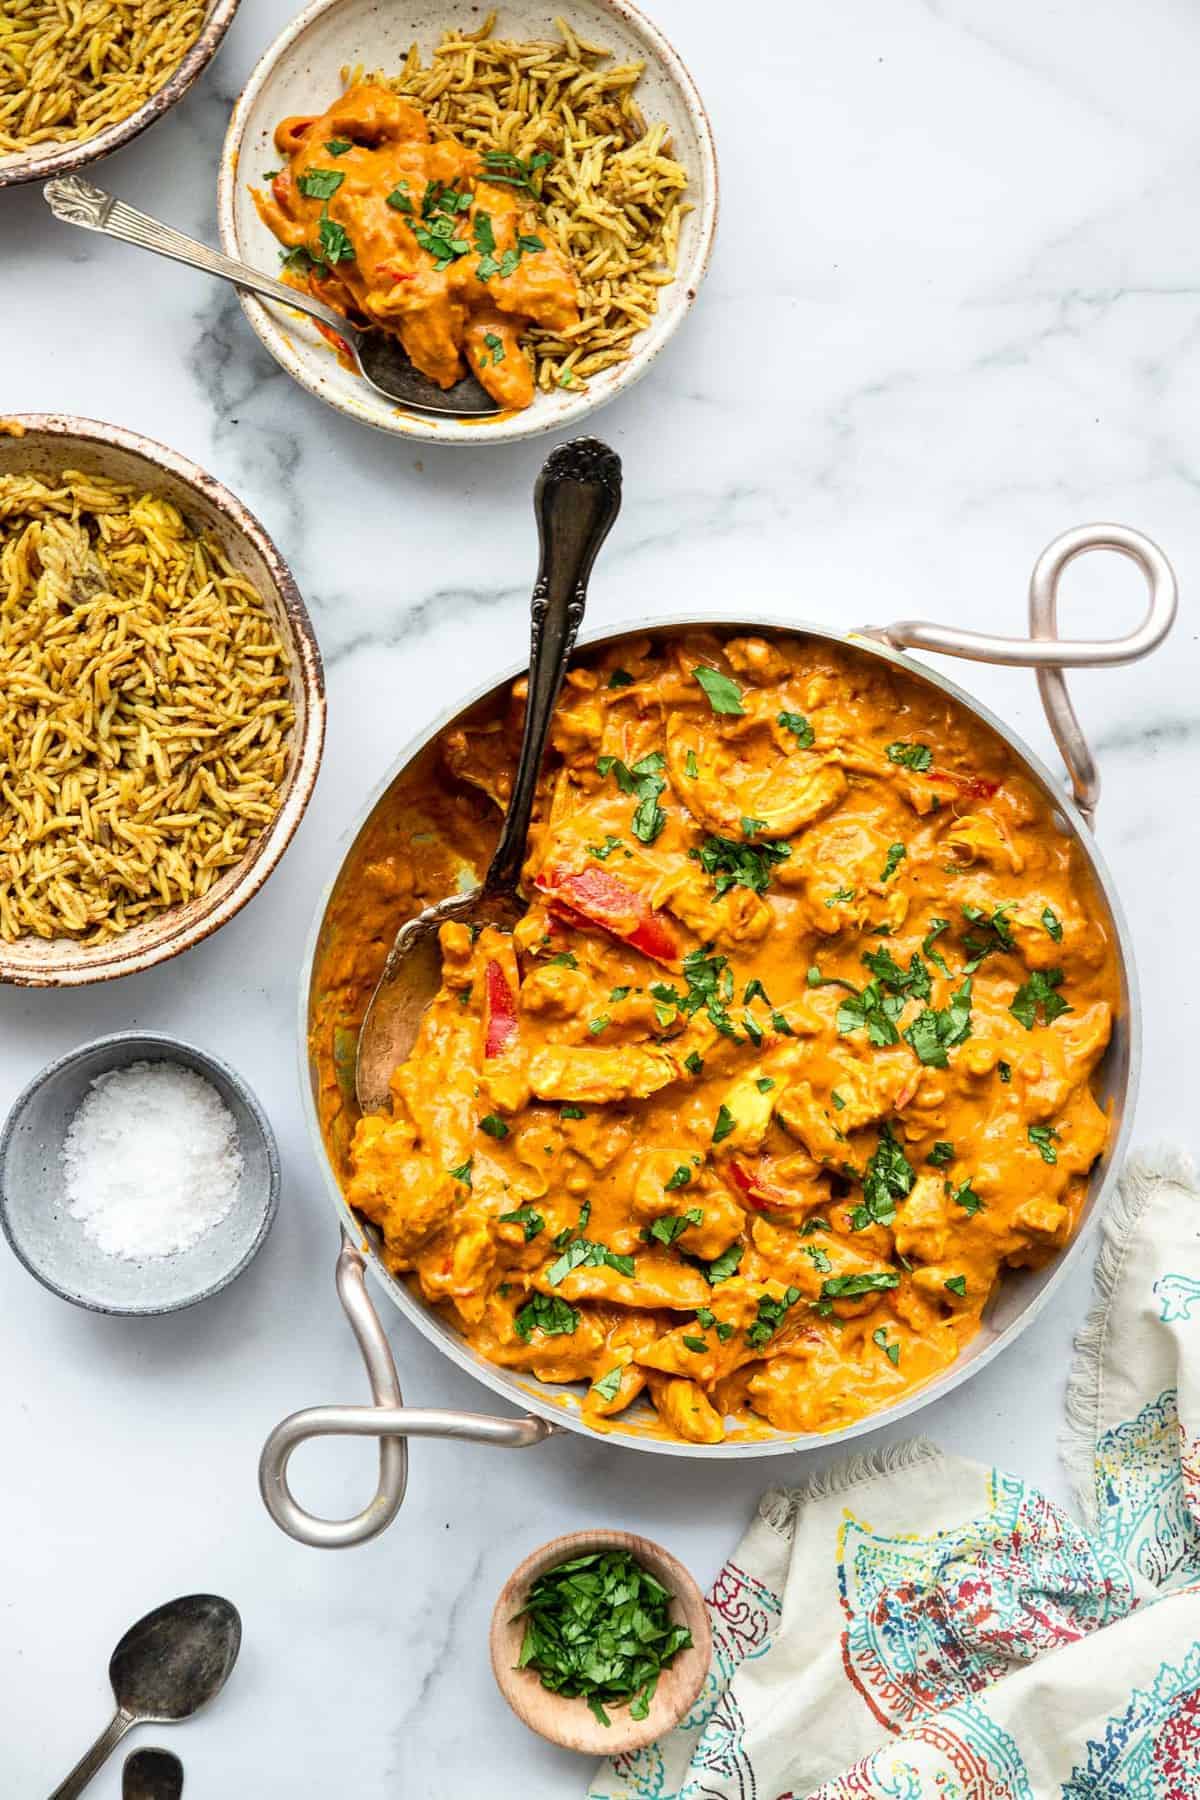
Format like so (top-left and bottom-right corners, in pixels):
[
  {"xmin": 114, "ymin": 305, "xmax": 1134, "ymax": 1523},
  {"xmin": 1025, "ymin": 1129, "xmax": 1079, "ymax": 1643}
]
[{"xmin": 4, "ymin": 0, "xmax": 1199, "ymax": 1792}]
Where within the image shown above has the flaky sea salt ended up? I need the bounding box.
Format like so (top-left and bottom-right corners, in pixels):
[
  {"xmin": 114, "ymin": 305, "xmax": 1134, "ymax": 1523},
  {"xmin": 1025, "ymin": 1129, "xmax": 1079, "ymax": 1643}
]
[{"xmin": 62, "ymin": 1060, "xmax": 244, "ymax": 1260}]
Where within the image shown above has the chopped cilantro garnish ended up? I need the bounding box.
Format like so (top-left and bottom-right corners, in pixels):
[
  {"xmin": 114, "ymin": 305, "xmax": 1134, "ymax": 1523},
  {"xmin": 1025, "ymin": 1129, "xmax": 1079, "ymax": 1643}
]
[
  {"xmin": 903, "ymin": 978, "xmax": 973, "ymax": 1067},
  {"xmin": 951, "ymin": 1179, "xmax": 983, "ymax": 1216},
  {"xmin": 298, "ymin": 168, "xmax": 344, "ymax": 200},
  {"xmin": 881, "ymin": 842, "xmax": 907, "ymax": 884},
  {"xmin": 886, "ymin": 741, "xmax": 933, "ymax": 772},
  {"xmin": 499, "ymin": 1205, "xmax": 544, "ymax": 1241},
  {"xmin": 561, "ymin": 1105, "xmax": 585, "ymax": 1120},
  {"xmin": 1010, "ymin": 968, "xmax": 1070, "ymax": 1030},
  {"xmin": 850, "ymin": 1124, "xmax": 914, "ymax": 1230},
  {"xmin": 1028, "ymin": 1124, "xmax": 1060, "ymax": 1164},
  {"xmin": 1042, "ymin": 905, "xmax": 1063, "ymax": 941},
  {"xmin": 663, "ymin": 1167, "xmax": 693, "ymax": 1193},
  {"xmin": 317, "ymin": 212, "xmax": 355, "ymax": 263},
  {"xmin": 607, "ymin": 668, "xmax": 634, "ymax": 688},
  {"xmin": 514, "ymin": 1545, "xmax": 692, "ymax": 1726},
  {"xmin": 692, "ymin": 665, "xmax": 745, "ymax": 715},
  {"xmin": 944, "ymin": 1275, "xmax": 968, "ymax": 1297},
  {"xmin": 591, "ymin": 1367, "xmax": 622, "ymax": 1402},
  {"xmin": 547, "ymin": 1239, "xmax": 635, "ymax": 1286},
  {"xmin": 650, "ymin": 1209, "xmax": 703, "ymax": 1247},
  {"xmin": 703, "ymin": 1243, "xmax": 743, "ymax": 1284},
  {"xmin": 927, "ymin": 1141, "xmax": 955, "ymax": 1167},
  {"xmin": 873, "ymin": 1325, "xmax": 901, "ymax": 1365},
  {"xmin": 480, "ymin": 1113, "xmax": 509, "ymax": 1139},
  {"xmin": 778, "ymin": 711, "xmax": 814, "ymax": 746},
  {"xmin": 325, "ymin": 138, "xmax": 352, "ymax": 155},
  {"xmin": 514, "ymin": 1293, "xmax": 579, "ymax": 1340},
  {"xmin": 448, "ymin": 1159, "xmax": 473, "ymax": 1186},
  {"xmin": 711, "ymin": 1104, "xmax": 735, "ymax": 1144},
  {"xmin": 747, "ymin": 1286, "xmax": 802, "ymax": 1347},
  {"xmin": 691, "ymin": 833, "xmax": 790, "ymax": 896}
]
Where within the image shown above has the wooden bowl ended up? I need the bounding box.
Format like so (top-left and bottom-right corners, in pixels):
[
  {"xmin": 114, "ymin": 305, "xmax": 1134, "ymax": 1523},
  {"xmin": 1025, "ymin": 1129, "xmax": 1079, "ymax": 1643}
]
[
  {"xmin": 489, "ymin": 1529, "xmax": 712, "ymax": 1757},
  {"xmin": 0, "ymin": 0, "xmax": 241, "ymax": 191},
  {"xmin": 0, "ymin": 415, "xmax": 325, "ymax": 987}
]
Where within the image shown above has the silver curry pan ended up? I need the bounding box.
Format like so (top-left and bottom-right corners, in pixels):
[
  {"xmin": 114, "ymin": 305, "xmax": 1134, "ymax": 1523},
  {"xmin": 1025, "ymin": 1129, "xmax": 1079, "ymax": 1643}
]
[{"xmin": 262, "ymin": 521, "xmax": 1176, "ymax": 1547}]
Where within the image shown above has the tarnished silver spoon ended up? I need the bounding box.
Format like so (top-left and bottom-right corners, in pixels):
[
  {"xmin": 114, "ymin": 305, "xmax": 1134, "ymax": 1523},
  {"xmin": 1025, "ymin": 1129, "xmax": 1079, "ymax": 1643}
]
[
  {"xmin": 43, "ymin": 175, "xmax": 497, "ymax": 418},
  {"xmin": 49, "ymin": 1595, "xmax": 240, "ymax": 1799},
  {"xmin": 123, "ymin": 1749, "xmax": 183, "ymax": 1800},
  {"xmin": 355, "ymin": 436, "xmax": 622, "ymax": 1113}
]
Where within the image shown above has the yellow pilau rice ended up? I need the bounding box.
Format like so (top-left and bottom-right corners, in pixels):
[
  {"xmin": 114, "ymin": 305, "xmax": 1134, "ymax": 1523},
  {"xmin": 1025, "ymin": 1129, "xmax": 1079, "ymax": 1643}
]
[
  {"xmin": 362, "ymin": 11, "xmax": 691, "ymax": 392},
  {"xmin": 0, "ymin": 0, "xmax": 207, "ymax": 156},
  {"xmin": 0, "ymin": 469, "xmax": 295, "ymax": 944}
]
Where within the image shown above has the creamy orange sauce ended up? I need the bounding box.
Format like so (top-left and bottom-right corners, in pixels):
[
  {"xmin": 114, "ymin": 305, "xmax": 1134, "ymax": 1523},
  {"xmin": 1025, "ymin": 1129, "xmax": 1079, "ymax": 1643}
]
[
  {"xmin": 312, "ymin": 634, "xmax": 1118, "ymax": 1444},
  {"xmin": 253, "ymin": 84, "xmax": 579, "ymax": 410}
]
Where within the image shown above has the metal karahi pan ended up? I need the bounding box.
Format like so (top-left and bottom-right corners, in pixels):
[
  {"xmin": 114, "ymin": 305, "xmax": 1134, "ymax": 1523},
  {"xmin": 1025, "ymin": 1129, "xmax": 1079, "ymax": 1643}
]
[{"xmin": 262, "ymin": 521, "xmax": 1176, "ymax": 1547}]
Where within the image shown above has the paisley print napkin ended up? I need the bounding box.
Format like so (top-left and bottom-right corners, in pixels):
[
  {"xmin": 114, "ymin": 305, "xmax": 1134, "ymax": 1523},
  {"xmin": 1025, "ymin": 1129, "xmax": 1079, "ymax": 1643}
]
[{"xmin": 587, "ymin": 1154, "xmax": 1200, "ymax": 1799}]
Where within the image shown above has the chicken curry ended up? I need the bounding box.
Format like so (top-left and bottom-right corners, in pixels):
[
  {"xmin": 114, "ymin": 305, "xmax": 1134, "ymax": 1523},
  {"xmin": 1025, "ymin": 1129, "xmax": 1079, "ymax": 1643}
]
[
  {"xmin": 312, "ymin": 633, "xmax": 1118, "ymax": 1445},
  {"xmin": 254, "ymin": 84, "xmax": 579, "ymax": 411}
]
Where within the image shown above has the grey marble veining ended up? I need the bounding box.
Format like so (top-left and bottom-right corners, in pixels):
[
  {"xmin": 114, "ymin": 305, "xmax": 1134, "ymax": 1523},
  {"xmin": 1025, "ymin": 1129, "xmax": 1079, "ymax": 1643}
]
[{"xmin": 3, "ymin": 1, "xmax": 1199, "ymax": 1793}]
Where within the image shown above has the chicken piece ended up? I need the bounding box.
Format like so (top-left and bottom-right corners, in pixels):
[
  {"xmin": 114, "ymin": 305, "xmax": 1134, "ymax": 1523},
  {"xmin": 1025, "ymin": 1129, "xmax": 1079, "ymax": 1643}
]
[
  {"xmin": 548, "ymin": 1256, "xmax": 710, "ymax": 1313},
  {"xmin": 646, "ymin": 1374, "xmax": 726, "ymax": 1444},
  {"xmin": 347, "ymin": 1113, "xmax": 460, "ymax": 1261},
  {"xmin": 526, "ymin": 1044, "xmax": 681, "ymax": 1105},
  {"xmin": 941, "ymin": 813, "xmax": 1023, "ymax": 874},
  {"xmin": 892, "ymin": 1172, "xmax": 955, "ymax": 1265}
]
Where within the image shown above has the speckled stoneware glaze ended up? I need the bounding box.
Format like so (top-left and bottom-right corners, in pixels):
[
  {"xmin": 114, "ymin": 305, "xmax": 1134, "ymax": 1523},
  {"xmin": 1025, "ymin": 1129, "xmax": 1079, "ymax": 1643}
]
[
  {"xmin": 0, "ymin": 1031, "xmax": 279, "ymax": 1315},
  {"xmin": 0, "ymin": 414, "xmax": 325, "ymax": 987},
  {"xmin": 217, "ymin": 0, "xmax": 718, "ymax": 445},
  {"xmin": 0, "ymin": 0, "xmax": 241, "ymax": 191}
]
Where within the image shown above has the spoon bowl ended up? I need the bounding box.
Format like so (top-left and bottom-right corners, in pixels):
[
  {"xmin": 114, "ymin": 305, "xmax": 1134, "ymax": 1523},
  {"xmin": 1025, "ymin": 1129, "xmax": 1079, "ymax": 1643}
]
[
  {"xmin": 354, "ymin": 437, "xmax": 622, "ymax": 1113},
  {"xmin": 110, "ymin": 1595, "xmax": 242, "ymax": 1724}
]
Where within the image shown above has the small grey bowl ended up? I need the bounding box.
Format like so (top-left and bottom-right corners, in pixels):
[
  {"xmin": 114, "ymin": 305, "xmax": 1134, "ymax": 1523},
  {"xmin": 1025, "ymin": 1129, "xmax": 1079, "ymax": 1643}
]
[{"xmin": 0, "ymin": 1031, "xmax": 279, "ymax": 1315}]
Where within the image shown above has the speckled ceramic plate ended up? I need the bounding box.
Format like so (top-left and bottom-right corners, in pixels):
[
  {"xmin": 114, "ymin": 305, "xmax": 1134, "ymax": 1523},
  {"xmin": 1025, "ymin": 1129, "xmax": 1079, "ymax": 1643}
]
[
  {"xmin": 216, "ymin": 0, "xmax": 718, "ymax": 445},
  {"xmin": 0, "ymin": 415, "xmax": 325, "ymax": 988},
  {"xmin": 0, "ymin": 1032, "xmax": 279, "ymax": 1315},
  {"xmin": 0, "ymin": 0, "xmax": 241, "ymax": 191}
]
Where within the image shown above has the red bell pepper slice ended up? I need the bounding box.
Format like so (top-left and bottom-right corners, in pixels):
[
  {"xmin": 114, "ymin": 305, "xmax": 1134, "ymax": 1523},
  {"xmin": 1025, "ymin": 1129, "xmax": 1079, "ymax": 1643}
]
[
  {"xmin": 534, "ymin": 865, "xmax": 679, "ymax": 966},
  {"xmin": 727, "ymin": 1158, "xmax": 796, "ymax": 1214},
  {"xmin": 929, "ymin": 767, "xmax": 1000, "ymax": 801},
  {"xmin": 313, "ymin": 319, "xmax": 352, "ymax": 358},
  {"xmin": 482, "ymin": 959, "xmax": 518, "ymax": 1058}
]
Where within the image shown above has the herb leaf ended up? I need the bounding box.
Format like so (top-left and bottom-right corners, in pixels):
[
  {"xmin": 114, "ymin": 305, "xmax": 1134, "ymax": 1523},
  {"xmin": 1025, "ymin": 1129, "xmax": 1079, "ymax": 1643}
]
[
  {"xmin": 499, "ymin": 1205, "xmax": 545, "ymax": 1241},
  {"xmin": 298, "ymin": 167, "xmax": 345, "ymax": 199},
  {"xmin": 778, "ymin": 711, "xmax": 814, "ymax": 746},
  {"xmin": 1028, "ymin": 1124, "xmax": 1060, "ymax": 1164},
  {"xmin": 514, "ymin": 1293, "xmax": 579, "ymax": 1339},
  {"xmin": 692, "ymin": 834, "xmax": 791, "ymax": 896},
  {"xmin": 692, "ymin": 666, "xmax": 745, "ymax": 715},
  {"xmin": 1011, "ymin": 968, "xmax": 1070, "ymax": 1030},
  {"xmin": 886, "ymin": 741, "xmax": 933, "ymax": 772}
]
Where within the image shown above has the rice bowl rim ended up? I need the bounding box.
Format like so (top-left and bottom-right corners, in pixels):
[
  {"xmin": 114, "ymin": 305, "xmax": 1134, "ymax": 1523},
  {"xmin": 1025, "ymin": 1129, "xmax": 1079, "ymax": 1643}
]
[
  {"xmin": 217, "ymin": 0, "xmax": 720, "ymax": 446},
  {"xmin": 0, "ymin": 412, "xmax": 325, "ymax": 988},
  {"xmin": 0, "ymin": 0, "xmax": 242, "ymax": 190}
]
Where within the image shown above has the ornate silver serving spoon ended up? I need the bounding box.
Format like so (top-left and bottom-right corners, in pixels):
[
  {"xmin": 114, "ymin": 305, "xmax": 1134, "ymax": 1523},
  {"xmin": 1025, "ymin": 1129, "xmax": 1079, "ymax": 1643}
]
[
  {"xmin": 44, "ymin": 175, "xmax": 497, "ymax": 418},
  {"xmin": 355, "ymin": 436, "xmax": 622, "ymax": 1112}
]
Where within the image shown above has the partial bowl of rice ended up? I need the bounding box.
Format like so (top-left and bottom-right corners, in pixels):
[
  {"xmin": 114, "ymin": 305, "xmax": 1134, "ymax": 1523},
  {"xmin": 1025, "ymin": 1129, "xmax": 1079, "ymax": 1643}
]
[
  {"xmin": 0, "ymin": 0, "xmax": 242, "ymax": 191},
  {"xmin": 0, "ymin": 414, "xmax": 325, "ymax": 987},
  {"xmin": 217, "ymin": 1, "xmax": 717, "ymax": 444}
]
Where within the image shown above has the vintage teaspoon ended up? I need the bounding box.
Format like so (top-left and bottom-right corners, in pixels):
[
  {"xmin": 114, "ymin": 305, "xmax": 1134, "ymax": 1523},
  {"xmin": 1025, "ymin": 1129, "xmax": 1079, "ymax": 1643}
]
[
  {"xmin": 123, "ymin": 1749, "xmax": 183, "ymax": 1800},
  {"xmin": 43, "ymin": 175, "xmax": 497, "ymax": 419},
  {"xmin": 355, "ymin": 436, "xmax": 622, "ymax": 1113},
  {"xmin": 49, "ymin": 1595, "xmax": 240, "ymax": 1800}
]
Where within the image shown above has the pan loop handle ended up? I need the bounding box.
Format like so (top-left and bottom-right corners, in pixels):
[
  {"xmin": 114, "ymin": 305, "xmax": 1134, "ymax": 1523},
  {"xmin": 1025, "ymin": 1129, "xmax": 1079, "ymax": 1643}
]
[
  {"xmin": 872, "ymin": 523, "xmax": 1177, "ymax": 827},
  {"xmin": 259, "ymin": 1233, "xmax": 558, "ymax": 1548}
]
